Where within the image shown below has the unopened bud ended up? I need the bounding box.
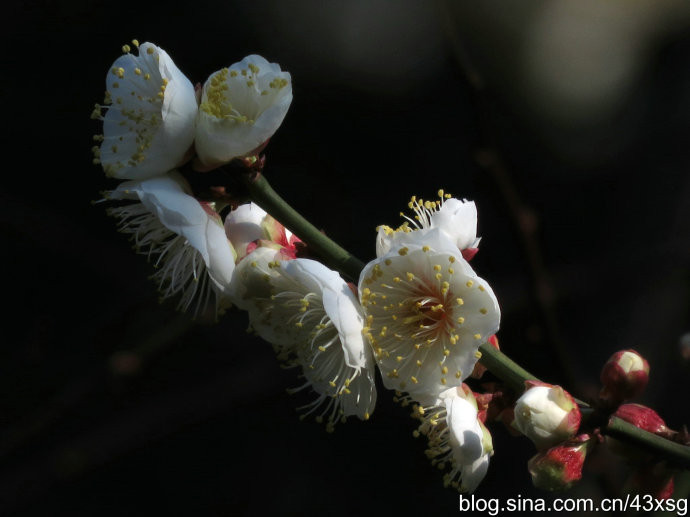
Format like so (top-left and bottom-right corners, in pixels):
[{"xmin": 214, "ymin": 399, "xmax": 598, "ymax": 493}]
[
  {"xmin": 613, "ymin": 404, "xmax": 668, "ymax": 435},
  {"xmin": 513, "ymin": 381, "xmax": 581, "ymax": 450},
  {"xmin": 608, "ymin": 404, "xmax": 672, "ymax": 462},
  {"xmin": 600, "ymin": 349, "xmax": 649, "ymax": 402},
  {"xmin": 528, "ymin": 435, "xmax": 591, "ymax": 491}
]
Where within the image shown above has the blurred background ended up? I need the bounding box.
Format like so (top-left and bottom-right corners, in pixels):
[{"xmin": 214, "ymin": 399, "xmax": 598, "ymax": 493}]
[{"xmin": 3, "ymin": 0, "xmax": 690, "ymax": 515}]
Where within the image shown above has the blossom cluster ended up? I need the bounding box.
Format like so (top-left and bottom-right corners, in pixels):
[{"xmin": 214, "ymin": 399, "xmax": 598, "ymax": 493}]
[
  {"xmin": 92, "ymin": 41, "xmax": 682, "ymax": 497},
  {"xmin": 92, "ymin": 40, "xmax": 505, "ymax": 492}
]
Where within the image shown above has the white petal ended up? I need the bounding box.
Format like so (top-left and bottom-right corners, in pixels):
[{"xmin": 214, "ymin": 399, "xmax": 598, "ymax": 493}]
[
  {"xmin": 229, "ymin": 246, "xmax": 282, "ymax": 311},
  {"xmin": 109, "ymin": 171, "xmax": 235, "ymax": 288},
  {"xmin": 446, "ymin": 397, "xmax": 484, "ymax": 464},
  {"xmin": 100, "ymin": 43, "xmax": 197, "ymax": 180},
  {"xmin": 224, "ymin": 202, "xmax": 268, "ymax": 258},
  {"xmin": 460, "ymin": 454, "xmax": 490, "ymax": 493},
  {"xmin": 195, "ymin": 55, "xmax": 292, "ymax": 166},
  {"xmin": 431, "ymin": 199, "xmax": 478, "ymax": 251}
]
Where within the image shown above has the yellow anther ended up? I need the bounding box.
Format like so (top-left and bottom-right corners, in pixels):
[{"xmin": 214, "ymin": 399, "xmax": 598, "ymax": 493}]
[
  {"xmin": 384, "ymin": 259, "xmax": 392, "ymax": 266},
  {"xmin": 122, "ymin": 44, "xmax": 131, "ymax": 53},
  {"xmin": 466, "ymin": 280, "xmax": 474, "ymax": 288},
  {"xmin": 318, "ymin": 345, "xmax": 327, "ymax": 352},
  {"xmin": 448, "ymin": 256, "xmax": 456, "ymax": 263},
  {"xmin": 433, "ymin": 264, "xmax": 441, "ymax": 272},
  {"xmin": 329, "ymin": 381, "xmax": 336, "ymax": 387},
  {"xmin": 478, "ymin": 285, "xmax": 486, "ymax": 292},
  {"xmin": 393, "ymin": 277, "xmax": 401, "ymax": 283},
  {"xmin": 475, "ymin": 351, "xmax": 483, "ymax": 359},
  {"xmin": 146, "ymin": 47, "xmax": 154, "ymax": 54},
  {"xmin": 132, "ymin": 39, "xmax": 139, "ymax": 47},
  {"xmin": 438, "ymin": 189, "xmax": 444, "ymax": 198},
  {"xmin": 406, "ymin": 272, "xmax": 415, "ymax": 281},
  {"xmin": 473, "ymin": 333, "xmax": 482, "ymax": 340},
  {"xmin": 456, "ymin": 298, "xmax": 464, "ymax": 306},
  {"xmin": 441, "ymin": 366, "xmax": 448, "ymax": 374},
  {"xmin": 448, "ymin": 268, "xmax": 454, "ymax": 274},
  {"xmin": 441, "ymin": 377, "xmax": 447, "ymax": 385},
  {"xmin": 457, "ymin": 316, "xmax": 465, "ymax": 324},
  {"xmin": 435, "ymin": 273, "xmax": 442, "ymax": 280},
  {"xmin": 295, "ymin": 322, "xmax": 303, "ymax": 328},
  {"xmin": 443, "ymin": 349, "xmax": 450, "ymax": 356},
  {"xmin": 422, "ymin": 245, "xmax": 430, "ymax": 252},
  {"xmin": 144, "ymin": 73, "xmax": 150, "ymax": 80},
  {"xmin": 479, "ymin": 308, "xmax": 488, "ymax": 314},
  {"xmin": 416, "ymin": 359, "xmax": 423, "ymax": 367},
  {"xmin": 398, "ymin": 247, "xmax": 409, "ymax": 256},
  {"xmin": 455, "ymin": 371, "xmax": 462, "ymax": 378},
  {"xmin": 396, "ymin": 356, "xmax": 403, "ymax": 362},
  {"xmin": 411, "ymin": 376, "xmax": 419, "ymax": 384}
]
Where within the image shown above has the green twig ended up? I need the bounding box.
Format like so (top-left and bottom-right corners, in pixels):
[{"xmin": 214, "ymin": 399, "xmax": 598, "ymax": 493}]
[{"xmin": 244, "ymin": 173, "xmax": 365, "ymax": 282}]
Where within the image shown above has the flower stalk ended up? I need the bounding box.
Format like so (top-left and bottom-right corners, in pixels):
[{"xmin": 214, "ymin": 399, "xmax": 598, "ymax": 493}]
[
  {"xmin": 242, "ymin": 170, "xmax": 690, "ymax": 471},
  {"xmin": 244, "ymin": 172, "xmax": 365, "ymax": 281}
]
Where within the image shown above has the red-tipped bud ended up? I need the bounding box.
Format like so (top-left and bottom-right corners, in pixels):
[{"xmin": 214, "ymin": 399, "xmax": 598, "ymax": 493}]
[
  {"xmin": 608, "ymin": 404, "xmax": 673, "ymax": 462},
  {"xmin": 600, "ymin": 349, "xmax": 649, "ymax": 403},
  {"xmin": 514, "ymin": 382, "xmax": 581, "ymax": 450},
  {"xmin": 470, "ymin": 335, "xmax": 499, "ymax": 379},
  {"xmin": 614, "ymin": 404, "xmax": 668, "ymax": 435},
  {"xmin": 528, "ymin": 435, "xmax": 591, "ymax": 491}
]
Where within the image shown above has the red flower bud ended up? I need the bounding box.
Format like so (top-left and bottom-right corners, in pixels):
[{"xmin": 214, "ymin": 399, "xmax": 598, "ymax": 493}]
[
  {"xmin": 600, "ymin": 349, "xmax": 649, "ymax": 403},
  {"xmin": 528, "ymin": 435, "xmax": 591, "ymax": 491},
  {"xmin": 613, "ymin": 404, "xmax": 668, "ymax": 435}
]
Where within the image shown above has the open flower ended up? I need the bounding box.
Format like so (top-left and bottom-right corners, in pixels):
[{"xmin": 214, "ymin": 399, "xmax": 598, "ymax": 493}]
[
  {"xmin": 415, "ymin": 385, "xmax": 493, "ymax": 492},
  {"xmin": 247, "ymin": 258, "xmax": 376, "ymax": 429},
  {"xmin": 376, "ymin": 190, "xmax": 480, "ymax": 260},
  {"xmin": 92, "ymin": 41, "xmax": 198, "ymax": 180},
  {"xmin": 105, "ymin": 171, "xmax": 236, "ymax": 315},
  {"xmin": 195, "ymin": 55, "xmax": 292, "ymax": 167},
  {"xmin": 359, "ymin": 229, "xmax": 500, "ymax": 404}
]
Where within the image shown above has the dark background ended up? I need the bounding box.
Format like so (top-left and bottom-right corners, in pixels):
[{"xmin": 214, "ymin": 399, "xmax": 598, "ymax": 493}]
[{"xmin": 3, "ymin": 1, "xmax": 690, "ymax": 515}]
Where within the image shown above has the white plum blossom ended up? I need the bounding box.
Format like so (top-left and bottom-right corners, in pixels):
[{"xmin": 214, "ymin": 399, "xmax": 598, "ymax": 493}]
[
  {"xmin": 359, "ymin": 228, "xmax": 500, "ymax": 404},
  {"xmin": 195, "ymin": 55, "xmax": 292, "ymax": 167},
  {"xmin": 415, "ymin": 385, "xmax": 493, "ymax": 492},
  {"xmin": 106, "ymin": 171, "xmax": 236, "ymax": 315},
  {"xmin": 376, "ymin": 190, "xmax": 480, "ymax": 258},
  {"xmin": 92, "ymin": 41, "xmax": 198, "ymax": 180},
  {"xmin": 246, "ymin": 258, "xmax": 376, "ymax": 430}
]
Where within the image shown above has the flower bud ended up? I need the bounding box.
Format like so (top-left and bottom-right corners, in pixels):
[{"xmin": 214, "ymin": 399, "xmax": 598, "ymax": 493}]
[
  {"xmin": 528, "ymin": 435, "xmax": 591, "ymax": 491},
  {"xmin": 600, "ymin": 349, "xmax": 649, "ymax": 402},
  {"xmin": 513, "ymin": 382, "xmax": 581, "ymax": 450},
  {"xmin": 607, "ymin": 404, "xmax": 673, "ymax": 462},
  {"xmin": 613, "ymin": 404, "xmax": 669, "ymax": 435}
]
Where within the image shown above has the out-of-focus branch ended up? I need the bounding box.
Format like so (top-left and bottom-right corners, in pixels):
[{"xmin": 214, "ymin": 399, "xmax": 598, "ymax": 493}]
[{"xmin": 440, "ymin": 5, "xmax": 577, "ymax": 389}]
